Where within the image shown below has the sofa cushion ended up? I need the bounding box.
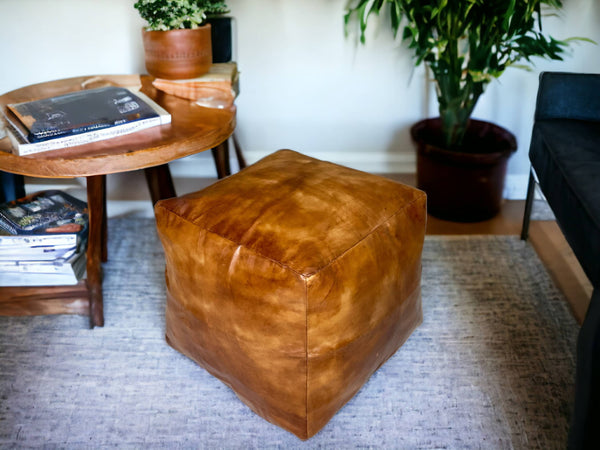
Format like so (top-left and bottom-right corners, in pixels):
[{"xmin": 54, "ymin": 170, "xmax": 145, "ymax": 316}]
[{"xmin": 530, "ymin": 119, "xmax": 600, "ymax": 287}]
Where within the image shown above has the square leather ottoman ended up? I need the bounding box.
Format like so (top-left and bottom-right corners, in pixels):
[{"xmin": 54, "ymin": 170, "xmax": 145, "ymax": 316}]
[{"xmin": 154, "ymin": 150, "xmax": 426, "ymax": 439}]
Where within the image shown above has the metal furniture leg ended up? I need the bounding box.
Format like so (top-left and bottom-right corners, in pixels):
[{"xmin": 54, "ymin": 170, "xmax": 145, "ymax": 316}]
[{"xmin": 520, "ymin": 168, "xmax": 537, "ymax": 241}]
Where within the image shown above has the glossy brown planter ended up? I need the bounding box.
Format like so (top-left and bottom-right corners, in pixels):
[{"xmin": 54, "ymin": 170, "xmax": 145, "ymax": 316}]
[
  {"xmin": 142, "ymin": 26, "xmax": 212, "ymax": 80},
  {"xmin": 411, "ymin": 118, "xmax": 517, "ymax": 222}
]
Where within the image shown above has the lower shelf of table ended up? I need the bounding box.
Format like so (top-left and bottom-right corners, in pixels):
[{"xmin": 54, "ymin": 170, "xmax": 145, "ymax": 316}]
[{"xmin": 0, "ymin": 281, "xmax": 90, "ymax": 317}]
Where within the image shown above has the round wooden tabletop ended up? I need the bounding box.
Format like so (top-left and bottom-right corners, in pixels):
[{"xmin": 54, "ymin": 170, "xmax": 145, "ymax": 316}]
[{"xmin": 0, "ymin": 74, "xmax": 236, "ymax": 178}]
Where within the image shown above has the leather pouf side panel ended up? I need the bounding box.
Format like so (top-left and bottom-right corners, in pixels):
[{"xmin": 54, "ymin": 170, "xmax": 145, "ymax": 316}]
[
  {"xmin": 156, "ymin": 210, "xmax": 310, "ymax": 438},
  {"xmin": 305, "ymin": 195, "xmax": 426, "ymax": 437}
]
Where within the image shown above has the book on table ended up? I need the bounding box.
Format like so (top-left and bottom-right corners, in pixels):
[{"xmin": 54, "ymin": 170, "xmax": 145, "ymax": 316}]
[
  {"xmin": 3, "ymin": 86, "xmax": 171, "ymax": 156},
  {"xmin": 0, "ymin": 190, "xmax": 89, "ymax": 286},
  {"xmin": 152, "ymin": 62, "xmax": 239, "ymax": 108}
]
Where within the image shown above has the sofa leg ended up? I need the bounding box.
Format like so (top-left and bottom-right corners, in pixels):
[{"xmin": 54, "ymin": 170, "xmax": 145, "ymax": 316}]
[
  {"xmin": 520, "ymin": 169, "xmax": 536, "ymax": 241},
  {"xmin": 569, "ymin": 289, "xmax": 600, "ymax": 449}
]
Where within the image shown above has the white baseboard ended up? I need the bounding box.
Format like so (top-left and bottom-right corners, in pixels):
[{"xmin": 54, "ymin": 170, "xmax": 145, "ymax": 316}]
[
  {"xmin": 243, "ymin": 151, "xmax": 531, "ymax": 200},
  {"xmin": 168, "ymin": 152, "xmax": 223, "ymax": 178},
  {"xmin": 168, "ymin": 150, "xmax": 418, "ymax": 177},
  {"xmin": 242, "ymin": 150, "xmax": 417, "ymax": 174},
  {"xmin": 22, "ymin": 152, "xmax": 530, "ymax": 219},
  {"xmin": 503, "ymin": 174, "xmax": 530, "ymax": 200}
]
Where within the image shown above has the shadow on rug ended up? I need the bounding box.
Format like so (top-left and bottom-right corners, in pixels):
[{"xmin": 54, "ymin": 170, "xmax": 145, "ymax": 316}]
[{"xmin": 0, "ymin": 218, "xmax": 578, "ymax": 449}]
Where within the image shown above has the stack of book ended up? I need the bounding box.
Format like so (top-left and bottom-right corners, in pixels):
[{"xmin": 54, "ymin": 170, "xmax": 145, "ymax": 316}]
[
  {"xmin": 0, "ymin": 190, "xmax": 89, "ymax": 286},
  {"xmin": 152, "ymin": 62, "xmax": 239, "ymax": 109},
  {"xmin": 2, "ymin": 85, "xmax": 171, "ymax": 156}
]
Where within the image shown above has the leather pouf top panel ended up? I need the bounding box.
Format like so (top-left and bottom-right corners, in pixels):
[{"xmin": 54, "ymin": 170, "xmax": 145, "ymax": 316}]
[
  {"xmin": 155, "ymin": 149, "xmax": 427, "ymax": 439},
  {"xmin": 155, "ymin": 149, "xmax": 426, "ymax": 276}
]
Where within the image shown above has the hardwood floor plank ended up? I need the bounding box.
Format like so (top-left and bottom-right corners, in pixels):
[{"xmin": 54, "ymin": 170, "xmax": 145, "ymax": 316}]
[{"xmin": 529, "ymin": 221, "xmax": 593, "ymax": 324}]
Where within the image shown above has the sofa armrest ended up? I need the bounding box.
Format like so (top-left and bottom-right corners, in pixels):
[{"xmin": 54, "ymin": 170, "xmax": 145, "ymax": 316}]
[{"xmin": 535, "ymin": 72, "xmax": 600, "ymax": 122}]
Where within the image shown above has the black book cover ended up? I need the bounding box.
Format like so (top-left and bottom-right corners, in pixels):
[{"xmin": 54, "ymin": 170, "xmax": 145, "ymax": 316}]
[
  {"xmin": 8, "ymin": 86, "xmax": 160, "ymax": 143},
  {"xmin": 0, "ymin": 190, "xmax": 88, "ymax": 238}
]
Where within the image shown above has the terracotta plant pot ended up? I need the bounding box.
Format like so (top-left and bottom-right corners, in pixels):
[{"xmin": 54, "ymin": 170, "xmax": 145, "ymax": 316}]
[
  {"xmin": 411, "ymin": 118, "xmax": 517, "ymax": 222},
  {"xmin": 142, "ymin": 25, "xmax": 212, "ymax": 80}
]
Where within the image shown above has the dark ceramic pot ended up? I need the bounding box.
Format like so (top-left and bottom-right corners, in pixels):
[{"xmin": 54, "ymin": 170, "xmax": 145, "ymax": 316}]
[
  {"xmin": 411, "ymin": 118, "xmax": 517, "ymax": 222},
  {"xmin": 142, "ymin": 25, "xmax": 212, "ymax": 80}
]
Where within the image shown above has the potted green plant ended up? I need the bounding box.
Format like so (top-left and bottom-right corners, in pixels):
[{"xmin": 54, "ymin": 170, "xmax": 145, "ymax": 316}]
[
  {"xmin": 134, "ymin": 0, "xmax": 229, "ymax": 80},
  {"xmin": 345, "ymin": 0, "xmax": 580, "ymax": 221}
]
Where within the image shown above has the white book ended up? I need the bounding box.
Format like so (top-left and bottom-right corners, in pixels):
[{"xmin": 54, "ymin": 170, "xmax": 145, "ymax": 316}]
[
  {"xmin": 0, "ymin": 233, "xmax": 77, "ymax": 248},
  {"xmin": 0, "ymin": 249, "xmax": 86, "ymax": 286},
  {"xmin": 0, "ymin": 243, "xmax": 77, "ymax": 261}
]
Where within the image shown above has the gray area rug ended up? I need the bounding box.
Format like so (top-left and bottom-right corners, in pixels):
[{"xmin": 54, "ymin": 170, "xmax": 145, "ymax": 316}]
[{"xmin": 0, "ymin": 218, "xmax": 578, "ymax": 449}]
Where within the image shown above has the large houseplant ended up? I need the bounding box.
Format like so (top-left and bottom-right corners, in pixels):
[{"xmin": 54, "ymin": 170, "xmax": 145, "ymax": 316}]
[
  {"xmin": 134, "ymin": 0, "xmax": 229, "ymax": 79},
  {"xmin": 345, "ymin": 0, "xmax": 576, "ymax": 221}
]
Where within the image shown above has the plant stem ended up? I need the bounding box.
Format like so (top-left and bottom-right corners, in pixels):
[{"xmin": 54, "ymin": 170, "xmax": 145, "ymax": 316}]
[{"xmin": 435, "ymin": 69, "xmax": 483, "ymax": 149}]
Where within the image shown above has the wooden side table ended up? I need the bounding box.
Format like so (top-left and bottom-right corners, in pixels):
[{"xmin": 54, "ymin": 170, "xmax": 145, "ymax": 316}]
[{"xmin": 0, "ymin": 74, "xmax": 236, "ymax": 327}]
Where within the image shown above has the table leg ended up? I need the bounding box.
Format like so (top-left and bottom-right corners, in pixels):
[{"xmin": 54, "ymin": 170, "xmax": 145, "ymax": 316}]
[
  {"xmin": 102, "ymin": 177, "xmax": 108, "ymax": 263},
  {"xmin": 86, "ymin": 175, "xmax": 105, "ymax": 328},
  {"xmin": 144, "ymin": 164, "xmax": 176, "ymax": 205},
  {"xmin": 211, "ymin": 141, "xmax": 231, "ymax": 179},
  {"xmin": 232, "ymin": 133, "xmax": 247, "ymax": 170}
]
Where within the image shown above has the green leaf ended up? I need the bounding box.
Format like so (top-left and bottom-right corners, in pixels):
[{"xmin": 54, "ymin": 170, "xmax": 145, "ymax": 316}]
[{"xmin": 342, "ymin": 0, "xmax": 592, "ymax": 148}]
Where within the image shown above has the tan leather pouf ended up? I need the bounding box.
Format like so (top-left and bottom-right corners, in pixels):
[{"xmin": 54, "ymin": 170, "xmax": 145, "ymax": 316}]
[{"xmin": 154, "ymin": 150, "xmax": 427, "ymax": 439}]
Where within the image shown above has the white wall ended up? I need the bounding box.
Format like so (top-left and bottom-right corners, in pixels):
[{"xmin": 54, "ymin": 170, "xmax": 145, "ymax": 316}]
[{"xmin": 1, "ymin": 0, "xmax": 599, "ymax": 200}]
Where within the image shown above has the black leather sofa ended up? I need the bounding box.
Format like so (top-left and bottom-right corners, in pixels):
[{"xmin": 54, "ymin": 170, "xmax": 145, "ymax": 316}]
[{"xmin": 521, "ymin": 71, "xmax": 600, "ymax": 449}]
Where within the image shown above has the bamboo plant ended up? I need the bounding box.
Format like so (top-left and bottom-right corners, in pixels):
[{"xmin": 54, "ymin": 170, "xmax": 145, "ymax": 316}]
[{"xmin": 345, "ymin": 0, "xmax": 578, "ymax": 150}]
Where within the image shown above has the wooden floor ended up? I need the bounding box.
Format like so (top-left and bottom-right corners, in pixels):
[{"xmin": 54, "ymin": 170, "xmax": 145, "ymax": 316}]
[{"xmin": 389, "ymin": 173, "xmax": 592, "ymax": 325}]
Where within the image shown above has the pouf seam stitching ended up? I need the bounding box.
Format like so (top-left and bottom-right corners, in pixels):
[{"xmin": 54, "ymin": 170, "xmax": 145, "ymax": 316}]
[
  {"xmin": 304, "ymin": 195, "xmax": 425, "ymax": 277},
  {"xmin": 304, "ymin": 277, "xmax": 309, "ymax": 439}
]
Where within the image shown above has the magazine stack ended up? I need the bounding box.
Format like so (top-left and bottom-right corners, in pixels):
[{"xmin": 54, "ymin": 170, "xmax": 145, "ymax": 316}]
[
  {"xmin": 0, "ymin": 190, "xmax": 88, "ymax": 286},
  {"xmin": 3, "ymin": 85, "xmax": 171, "ymax": 156}
]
